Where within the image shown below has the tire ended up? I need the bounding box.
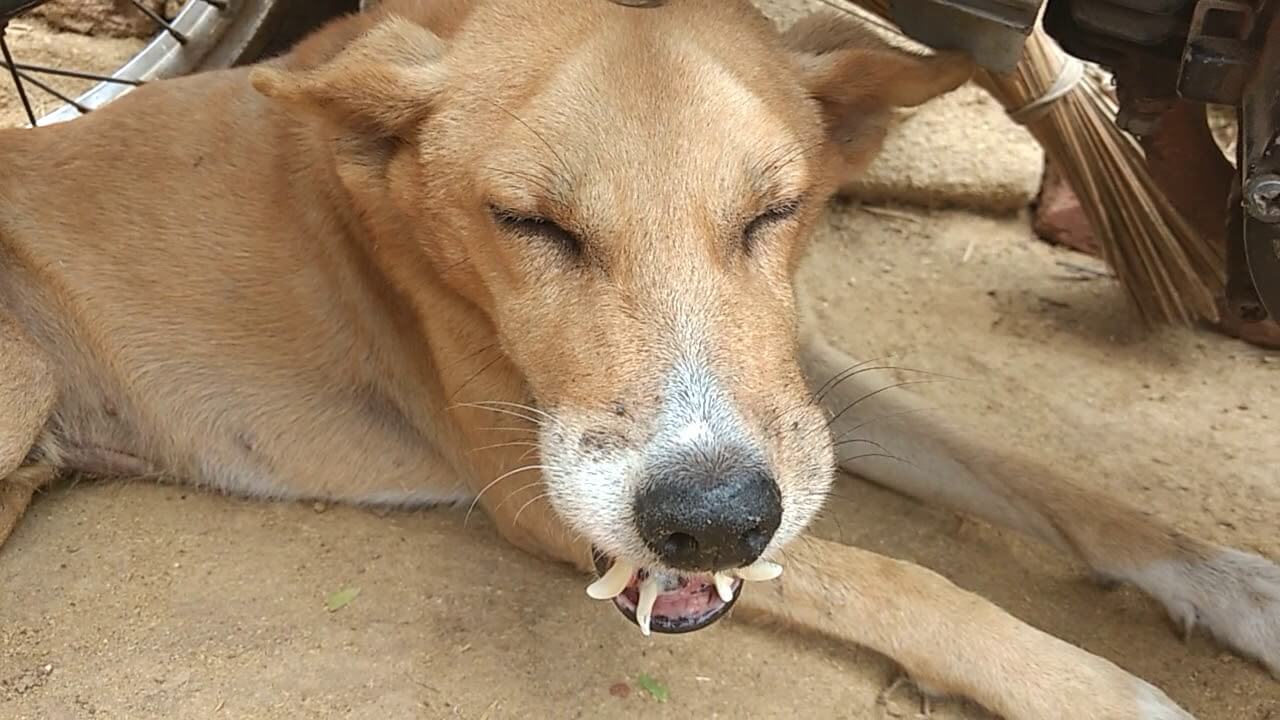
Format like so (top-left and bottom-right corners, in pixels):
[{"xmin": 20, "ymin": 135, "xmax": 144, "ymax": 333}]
[{"xmin": 34, "ymin": 0, "xmax": 357, "ymax": 125}]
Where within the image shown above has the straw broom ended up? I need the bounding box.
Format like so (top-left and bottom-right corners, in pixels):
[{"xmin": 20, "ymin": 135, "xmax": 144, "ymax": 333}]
[{"xmin": 832, "ymin": 0, "xmax": 1225, "ymax": 325}]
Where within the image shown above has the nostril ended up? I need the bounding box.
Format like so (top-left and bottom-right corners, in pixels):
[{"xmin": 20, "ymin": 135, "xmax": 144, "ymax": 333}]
[
  {"xmin": 740, "ymin": 525, "xmax": 771, "ymax": 556},
  {"xmin": 634, "ymin": 461, "xmax": 782, "ymax": 571},
  {"xmin": 661, "ymin": 531, "xmax": 699, "ymax": 560}
]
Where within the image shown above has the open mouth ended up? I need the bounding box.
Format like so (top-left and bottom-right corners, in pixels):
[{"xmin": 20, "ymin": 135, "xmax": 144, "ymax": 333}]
[{"xmin": 588, "ymin": 547, "xmax": 781, "ymax": 635}]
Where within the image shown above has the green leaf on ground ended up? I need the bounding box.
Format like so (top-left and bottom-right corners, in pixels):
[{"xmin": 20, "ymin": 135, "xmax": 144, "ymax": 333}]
[
  {"xmin": 636, "ymin": 673, "xmax": 669, "ymax": 703},
  {"xmin": 325, "ymin": 586, "xmax": 360, "ymax": 612}
]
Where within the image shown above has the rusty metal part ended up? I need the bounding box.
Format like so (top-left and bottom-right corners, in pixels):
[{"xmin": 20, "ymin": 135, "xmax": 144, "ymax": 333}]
[
  {"xmin": 1240, "ymin": 6, "xmax": 1280, "ymax": 319},
  {"xmin": 1245, "ymin": 212, "xmax": 1280, "ymax": 317},
  {"xmin": 1112, "ymin": 55, "xmax": 1180, "ymax": 134},
  {"xmin": 1178, "ymin": 0, "xmax": 1254, "ymax": 104},
  {"xmin": 1042, "ymin": 0, "xmax": 1191, "ymax": 135},
  {"xmin": 1226, "ymin": 177, "xmax": 1270, "ymax": 320},
  {"xmin": 1245, "ymin": 173, "xmax": 1280, "ymax": 221}
]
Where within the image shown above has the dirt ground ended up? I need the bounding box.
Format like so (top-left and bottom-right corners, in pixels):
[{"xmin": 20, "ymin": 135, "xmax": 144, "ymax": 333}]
[{"xmin": 2, "ymin": 3, "xmax": 1279, "ymax": 720}]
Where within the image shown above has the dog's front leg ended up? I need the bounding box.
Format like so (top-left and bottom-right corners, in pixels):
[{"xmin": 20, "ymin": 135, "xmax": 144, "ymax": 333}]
[
  {"xmin": 469, "ymin": 441, "xmax": 1191, "ymax": 715},
  {"xmin": 798, "ymin": 325, "xmax": 1280, "ymax": 678},
  {"xmin": 0, "ymin": 311, "xmax": 60, "ymax": 548},
  {"xmin": 470, "ymin": 443, "xmax": 1189, "ymax": 717},
  {"xmin": 735, "ymin": 534, "xmax": 1192, "ymax": 719}
]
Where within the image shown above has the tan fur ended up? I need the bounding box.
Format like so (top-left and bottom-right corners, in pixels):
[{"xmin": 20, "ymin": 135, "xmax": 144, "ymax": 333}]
[{"xmin": 0, "ymin": 2, "xmax": 1274, "ymax": 718}]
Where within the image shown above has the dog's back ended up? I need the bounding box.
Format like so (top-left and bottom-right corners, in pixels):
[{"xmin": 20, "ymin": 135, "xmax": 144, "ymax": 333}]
[{"xmin": 0, "ymin": 52, "xmax": 446, "ymax": 492}]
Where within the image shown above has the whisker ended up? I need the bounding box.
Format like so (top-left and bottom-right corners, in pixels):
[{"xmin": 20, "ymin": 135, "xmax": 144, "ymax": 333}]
[
  {"xmin": 470, "ymin": 440, "xmax": 541, "ymax": 454},
  {"xmin": 812, "ymin": 357, "xmax": 883, "ymax": 402},
  {"xmin": 464, "ymin": 464, "xmax": 549, "ymax": 526},
  {"xmin": 450, "ymin": 402, "xmax": 545, "ymax": 428},
  {"xmin": 469, "ymin": 400, "xmax": 558, "ymax": 424},
  {"xmin": 817, "ymin": 363, "xmax": 970, "ymax": 410},
  {"xmin": 831, "ymin": 437, "xmax": 889, "ymax": 454},
  {"xmin": 478, "ymin": 425, "xmax": 541, "ymax": 436},
  {"xmin": 457, "ymin": 88, "xmax": 573, "ymax": 179},
  {"xmin": 490, "ymin": 480, "xmax": 546, "ymax": 514},
  {"xmin": 511, "ymin": 492, "xmax": 552, "ymax": 528},
  {"xmin": 832, "ymin": 405, "xmax": 942, "ymax": 442},
  {"xmin": 835, "ymin": 451, "xmax": 920, "ymax": 472},
  {"xmin": 442, "ymin": 342, "xmax": 497, "ymax": 372},
  {"xmin": 449, "ymin": 352, "xmax": 506, "ymax": 403},
  {"xmin": 810, "ymin": 510, "xmax": 849, "ymax": 544},
  {"xmin": 818, "ymin": 379, "xmax": 945, "ymax": 436}
]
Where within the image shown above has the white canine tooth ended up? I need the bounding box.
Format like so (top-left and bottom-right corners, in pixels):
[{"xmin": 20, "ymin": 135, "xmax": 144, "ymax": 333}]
[
  {"xmin": 586, "ymin": 559, "xmax": 636, "ymax": 600},
  {"xmin": 713, "ymin": 573, "xmax": 736, "ymax": 603},
  {"xmin": 735, "ymin": 560, "xmax": 783, "ymax": 582},
  {"xmin": 636, "ymin": 576, "xmax": 660, "ymax": 637}
]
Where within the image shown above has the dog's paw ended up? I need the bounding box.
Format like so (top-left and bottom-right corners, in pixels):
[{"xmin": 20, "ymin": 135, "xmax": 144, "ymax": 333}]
[{"xmin": 1129, "ymin": 546, "xmax": 1280, "ymax": 677}]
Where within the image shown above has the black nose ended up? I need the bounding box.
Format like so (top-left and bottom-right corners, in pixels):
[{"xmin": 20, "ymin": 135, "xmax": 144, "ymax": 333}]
[{"xmin": 633, "ymin": 463, "xmax": 782, "ymax": 572}]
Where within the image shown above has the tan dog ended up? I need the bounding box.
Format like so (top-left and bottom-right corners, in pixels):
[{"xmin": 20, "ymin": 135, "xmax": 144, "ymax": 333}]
[{"xmin": 0, "ymin": 1, "xmax": 1276, "ymax": 717}]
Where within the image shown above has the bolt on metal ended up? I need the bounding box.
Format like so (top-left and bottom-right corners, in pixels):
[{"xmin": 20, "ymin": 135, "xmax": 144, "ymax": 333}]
[{"xmin": 1244, "ymin": 174, "xmax": 1280, "ymax": 223}]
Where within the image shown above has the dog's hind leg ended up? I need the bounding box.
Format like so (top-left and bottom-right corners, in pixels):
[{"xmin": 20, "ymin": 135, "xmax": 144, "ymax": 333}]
[
  {"xmin": 799, "ymin": 327, "xmax": 1280, "ymax": 678},
  {"xmin": 0, "ymin": 311, "xmax": 59, "ymax": 548}
]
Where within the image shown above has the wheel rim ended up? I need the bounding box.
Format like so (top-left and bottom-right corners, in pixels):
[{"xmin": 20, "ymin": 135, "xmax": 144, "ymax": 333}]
[{"xmin": 1, "ymin": 0, "xmax": 274, "ymax": 127}]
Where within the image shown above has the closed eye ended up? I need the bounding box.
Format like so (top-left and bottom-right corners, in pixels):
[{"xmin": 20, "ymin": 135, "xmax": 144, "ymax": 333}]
[
  {"xmin": 743, "ymin": 199, "xmax": 802, "ymax": 252},
  {"xmin": 488, "ymin": 205, "xmax": 583, "ymax": 256}
]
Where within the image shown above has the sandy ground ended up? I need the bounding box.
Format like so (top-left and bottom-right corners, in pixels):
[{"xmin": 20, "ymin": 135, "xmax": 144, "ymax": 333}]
[{"xmin": 2, "ymin": 3, "xmax": 1279, "ymax": 720}]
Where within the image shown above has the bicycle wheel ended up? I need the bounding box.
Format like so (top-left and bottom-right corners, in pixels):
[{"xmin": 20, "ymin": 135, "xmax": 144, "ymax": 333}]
[{"xmin": 0, "ymin": 0, "xmax": 355, "ymax": 126}]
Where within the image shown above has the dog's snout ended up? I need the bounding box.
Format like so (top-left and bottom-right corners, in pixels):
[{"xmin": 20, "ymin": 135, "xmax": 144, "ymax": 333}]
[{"xmin": 633, "ymin": 462, "xmax": 782, "ymax": 572}]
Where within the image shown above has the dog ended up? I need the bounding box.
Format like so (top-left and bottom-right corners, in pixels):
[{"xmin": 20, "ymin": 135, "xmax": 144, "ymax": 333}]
[{"xmin": 0, "ymin": 1, "xmax": 1276, "ymax": 717}]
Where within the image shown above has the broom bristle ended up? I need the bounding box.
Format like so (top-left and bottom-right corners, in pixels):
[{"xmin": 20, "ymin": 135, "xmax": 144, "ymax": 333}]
[{"xmin": 833, "ymin": 0, "xmax": 1225, "ymax": 324}]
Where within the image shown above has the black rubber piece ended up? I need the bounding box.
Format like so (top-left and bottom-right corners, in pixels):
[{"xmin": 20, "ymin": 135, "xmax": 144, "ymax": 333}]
[{"xmin": 0, "ymin": 0, "xmax": 51, "ymax": 23}]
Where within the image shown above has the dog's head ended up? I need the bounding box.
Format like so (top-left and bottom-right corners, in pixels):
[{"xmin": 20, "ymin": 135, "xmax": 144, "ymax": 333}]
[{"xmin": 254, "ymin": 0, "xmax": 969, "ymax": 634}]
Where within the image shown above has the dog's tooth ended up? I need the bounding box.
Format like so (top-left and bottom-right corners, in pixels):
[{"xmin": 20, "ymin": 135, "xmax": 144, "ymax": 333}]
[
  {"xmin": 713, "ymin": 573, "xmax": 735, "ymax": 603},
  {"xmin": 636, "ymin": 576, "xmax": 660, "ymax": 637},
  {"xmin": 586, "ymin": 559, "xmax": 635, "ymax": 600},
  {"xmin": 735, "ymin": 560, "xmax": 783, "ymax": 582}
]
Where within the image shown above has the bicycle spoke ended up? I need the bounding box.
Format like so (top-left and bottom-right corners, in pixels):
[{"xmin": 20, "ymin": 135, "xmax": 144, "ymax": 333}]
[
  {"xmin": 16, "ymin": 68, "xmax": 88, "ymax": 112},
  {"xmin": 127, "ymin": 0, "xmax": 187, "ymax": 44},
  {"xmin": 0, "ymin": 21, "xmax": 37, "ymax": 126},
  {"xmin": 4, "ymin": 61, "xmax": 142, "ymax": 86}
]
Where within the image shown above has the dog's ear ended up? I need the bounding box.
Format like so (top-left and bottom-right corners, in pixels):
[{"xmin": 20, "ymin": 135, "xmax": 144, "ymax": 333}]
[
  {"xmin": 250, "ymin": 16, "xmax": 446, "ymax": 137},
  {"xmin": 782, "ymin": 12, "xmax": 973, "ymax": 174}
]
